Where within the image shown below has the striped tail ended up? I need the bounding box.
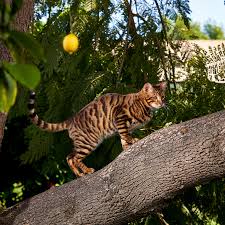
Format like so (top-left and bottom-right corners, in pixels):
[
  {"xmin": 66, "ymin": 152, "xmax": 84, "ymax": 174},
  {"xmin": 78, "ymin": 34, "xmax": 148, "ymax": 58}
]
[{"xmin": 28, "ymin": 91, "xmax": 69, "ymax": 132}]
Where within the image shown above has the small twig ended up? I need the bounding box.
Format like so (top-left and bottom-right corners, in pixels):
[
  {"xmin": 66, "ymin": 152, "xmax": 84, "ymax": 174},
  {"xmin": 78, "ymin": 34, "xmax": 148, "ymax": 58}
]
[{"xmin": 157, "ymin": 212, "xmax": 170, "ymax": 225}]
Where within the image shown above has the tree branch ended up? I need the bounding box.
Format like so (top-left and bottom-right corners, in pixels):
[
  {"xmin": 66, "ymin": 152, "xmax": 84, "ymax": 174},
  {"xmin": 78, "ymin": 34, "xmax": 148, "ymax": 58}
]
[
  {"xmin": 153, "ymin": 0, "xmax": 176, "ymax": 90},
  {"xmin": 1, "ymin": 110, "xmax": 225, "ymax": 225}
]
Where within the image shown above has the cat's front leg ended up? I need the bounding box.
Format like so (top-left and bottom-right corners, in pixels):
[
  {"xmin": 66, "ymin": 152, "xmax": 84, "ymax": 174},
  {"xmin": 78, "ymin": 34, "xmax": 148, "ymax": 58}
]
[
  {"xmin": 120, "ymin": 137, "xmax": 139, "ymax": 150},
  {"xmin": 115, "ymin": 113, "xmax": 139, "ymax": 150},
  {"xmin": 115, "ymin": 125, "xmax": 135, "ymax": 150},
  {"xmin": 120, "ymin": 137, "xmax": 132, "ymax": 150},
  {"xmin": 132, "ymin": 137, "xmax": 139, "ymax": 143}
]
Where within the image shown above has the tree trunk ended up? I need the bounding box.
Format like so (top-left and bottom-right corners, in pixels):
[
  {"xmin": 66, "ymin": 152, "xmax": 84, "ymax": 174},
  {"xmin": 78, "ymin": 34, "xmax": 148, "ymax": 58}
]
[
  {"xmin": 1, "ymin": 110, "xmax": 225, "ymax": 225},
  {"xmin": 0, "ymin": 113, "xmax": 7, "ymax": 151},
  {"xmin": 0, "ymin": 0, "xmax": 34, "ymax": 151}
]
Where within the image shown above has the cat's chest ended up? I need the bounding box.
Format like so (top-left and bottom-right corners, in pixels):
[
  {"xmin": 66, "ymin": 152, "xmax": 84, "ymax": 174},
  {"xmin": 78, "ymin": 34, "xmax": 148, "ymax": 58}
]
[
  {"xmin": 127, "ymin": 119, "xmax": 144, "ymax": 132},
  {"xmin": 128, "ymin": 115, "xmax": 152, "ymax": 132}
]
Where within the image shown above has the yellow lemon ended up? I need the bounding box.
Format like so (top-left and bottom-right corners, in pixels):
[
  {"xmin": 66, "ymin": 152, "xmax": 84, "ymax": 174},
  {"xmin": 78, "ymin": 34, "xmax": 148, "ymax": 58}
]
[{"xmin": 63, "ymin": 34, "xmax": 79, "ymax": 54}]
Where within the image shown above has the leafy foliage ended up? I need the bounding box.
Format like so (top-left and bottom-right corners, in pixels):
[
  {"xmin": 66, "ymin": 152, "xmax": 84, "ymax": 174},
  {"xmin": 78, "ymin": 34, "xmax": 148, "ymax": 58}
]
[
  {"xmin": 0, "ymin": 2, "xmax": 43, "ymax": 112},
  {"xmin": 3, "ymin": 63, "xmax": 40, "ymax": 89},
  {"xmin": 1, "ymin": 0, "xmax": 225, "ymax": 225},
  {"xmin": 204, "ymin": 22, "xmax": 225, "ymax": 40},
  {"xmin": 0, "ymin": 71, "xmax": 17, "ymax": 112},
  {"xmin": 168, "ymin": 16, "xmax": 209, "ymax": 40}
]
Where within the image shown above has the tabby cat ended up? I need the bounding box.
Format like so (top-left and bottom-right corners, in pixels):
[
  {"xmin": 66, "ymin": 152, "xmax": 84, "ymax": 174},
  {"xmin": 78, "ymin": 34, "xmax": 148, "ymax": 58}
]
[{"xmin": 28, "ymin": 82, "xmax": 166, "ymax": 177}]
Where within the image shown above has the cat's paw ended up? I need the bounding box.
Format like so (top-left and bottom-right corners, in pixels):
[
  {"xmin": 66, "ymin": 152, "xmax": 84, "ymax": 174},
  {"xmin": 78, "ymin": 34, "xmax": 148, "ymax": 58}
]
[
  {"xmin": 86, "ymin": 167, "xmax": 95, "ymax": 174},
  {"xmin": 77, "ymin": 172, "xmax": 85, "ymax": 177},
  {"xmin": 132, "ymin": 138, "xmax": 139, "ymax": 143}
]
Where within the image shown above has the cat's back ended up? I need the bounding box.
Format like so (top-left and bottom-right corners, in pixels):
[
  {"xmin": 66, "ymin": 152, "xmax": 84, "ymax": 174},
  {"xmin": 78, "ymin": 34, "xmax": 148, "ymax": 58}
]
[
  {"xmin": 70, "ymin": 93, "xmax": 127, "ymax": 136},
  {"xmin": 78, "ymin": 93, "xmax": 125, "ymax": 118}
]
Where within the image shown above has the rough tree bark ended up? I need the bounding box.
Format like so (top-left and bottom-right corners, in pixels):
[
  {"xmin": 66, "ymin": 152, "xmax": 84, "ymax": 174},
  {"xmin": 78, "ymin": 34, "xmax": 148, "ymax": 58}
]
[
  {"xmin": 0, "ymin": 0, "xmax": 34, "ymax": 151},
  {"xmin": 1, "ymin": 110, "xmax": 225, "ymax": 225}
]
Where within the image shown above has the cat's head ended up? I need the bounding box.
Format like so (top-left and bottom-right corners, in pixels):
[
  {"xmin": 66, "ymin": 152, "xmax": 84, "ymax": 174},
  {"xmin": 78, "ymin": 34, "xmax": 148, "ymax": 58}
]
[{"xmin": 141, "ymin": 82, "xmax": 167, "ymax": 109}]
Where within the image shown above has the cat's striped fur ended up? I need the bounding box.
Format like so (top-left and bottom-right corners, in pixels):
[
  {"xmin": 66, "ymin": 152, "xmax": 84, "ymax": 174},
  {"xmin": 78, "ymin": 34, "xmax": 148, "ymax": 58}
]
[{"xmin": 28, "ymin": 82, "xmax": 166, "ymax": 177}]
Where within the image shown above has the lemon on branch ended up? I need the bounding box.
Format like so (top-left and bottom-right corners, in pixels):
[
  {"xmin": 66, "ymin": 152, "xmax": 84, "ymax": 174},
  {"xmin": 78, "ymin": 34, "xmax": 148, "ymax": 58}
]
[{"xmin": 63, "ymin": 34, "xmax": 79, "ymax": 54}]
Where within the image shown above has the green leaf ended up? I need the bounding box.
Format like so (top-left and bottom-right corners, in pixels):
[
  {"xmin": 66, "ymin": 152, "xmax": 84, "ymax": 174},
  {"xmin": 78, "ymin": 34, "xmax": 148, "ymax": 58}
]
[
  {"xmin": 8, "ymin": 31, "xmax": 45, "ymax": 61},
  {"xmin": 11, "ymin": 0, "xmax": 23, "ymax": 17},
  {"xmin": 2, "ymin": 2, "xmax": 11, "ymax": 27},
  {"xmin": 3, "ymin": 63, "xmax": 41, "ymax": 89},
  {"xmin": 0, "ymin": 71, "xmax": 17, "ymax": 113}
]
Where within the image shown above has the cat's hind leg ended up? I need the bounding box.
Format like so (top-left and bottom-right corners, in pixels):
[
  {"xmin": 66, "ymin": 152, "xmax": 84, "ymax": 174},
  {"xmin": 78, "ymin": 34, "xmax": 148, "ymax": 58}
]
[
  {"xmin": 66, "ymin": 148, "xmax": 95, "ymax": 177},
  {"xmin": 66, "ymin": 152, "xmax": 84, "ymax": 177},
  {"xmin": 66, "ymin": 151, "xmax": 84, "ymax": 177}
]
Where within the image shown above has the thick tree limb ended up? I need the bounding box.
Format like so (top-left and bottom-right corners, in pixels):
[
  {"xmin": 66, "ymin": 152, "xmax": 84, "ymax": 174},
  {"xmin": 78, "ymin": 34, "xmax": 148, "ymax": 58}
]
[{"xmin": 1, "ymin": 110, "xmax": 225, "ymax": 225}]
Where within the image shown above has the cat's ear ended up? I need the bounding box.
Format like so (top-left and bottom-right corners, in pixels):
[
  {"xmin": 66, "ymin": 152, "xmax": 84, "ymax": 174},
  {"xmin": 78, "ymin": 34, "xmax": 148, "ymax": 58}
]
[
  {"xmin": 160, "ymin": 82, "xmax": 167, "ymax": 91},
  {"xmin": 142, "ymin": 83, "xmax": 154, "ymax": 92}
]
